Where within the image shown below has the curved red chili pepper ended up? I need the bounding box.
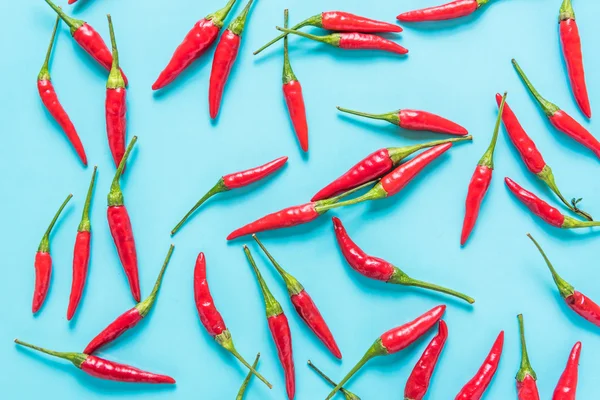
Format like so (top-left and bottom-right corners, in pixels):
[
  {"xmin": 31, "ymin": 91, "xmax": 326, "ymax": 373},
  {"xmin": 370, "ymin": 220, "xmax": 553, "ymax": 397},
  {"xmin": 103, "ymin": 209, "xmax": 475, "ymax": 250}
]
[
  {"xmin": 455, "ymin": 331, "xmax": 504, "ymax": 400},
  {"xmin": 106, "ymin": 15, "xmax": 127, "ymax": 169},
  {"xmin": 15, "ymin": 340, "xmax": 175, "ymax": 384},
  {"xmin": 326, "ymin": 305, "xmax": 445, "ymax": 399},
  {"xmin": 307, "ymin": 360, "xmax": 361, "ymax": 400},
  {"xmin": 397, "ymin": 0, "xmax": 488, "ymax": 22},
  {"xmin": 33, "ymin": 193, "xmax": 73, "ymax": 314},
  {"xmin": 68, "ymin": 0, "xmax": 77, "ymax": 3},
  {"xmin": 516, "ymin": 315, "xmax": 540, "ymax": 400},
  {"xmin": 553, "ymin": 342, "xmax": 581, "ymax": 400}
]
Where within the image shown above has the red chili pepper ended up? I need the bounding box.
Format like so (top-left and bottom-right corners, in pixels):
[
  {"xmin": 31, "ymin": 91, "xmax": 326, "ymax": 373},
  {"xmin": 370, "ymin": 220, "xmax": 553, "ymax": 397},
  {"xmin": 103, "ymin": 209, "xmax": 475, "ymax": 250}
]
[
  {"xmin": 326, "ymin": 305, "xmax": 446, "ymax": 399},
  {"xmin": 559, "ymin": 0, "xmax": 591, "ymax": 119},
  {"xmin": 33, "ymin": 193, "xmax": 73, "ymax": 314},
  {"xmin": 512, "ymin": 59, "xmax": 600, "ymax": 159},
  {"xmin": 460, "ymin": 93, "xmax": 507, "ymax": 246},
  {"xmin": 253, "ymin": 235, "xmax": 341, "ymax": 359},
  {"xmin": 172, "ymin": 156, "xmax": 288, "ymax": 235},
  {"xmin": 516, "ymin": 314, "xmax": 540, "ymax": 400},
  {"xmin": 67, "ymin": 167, "xmax": 97, "ymax": 321},
  {"xmin": 236, "ymin": 353, "xmax": 260, "ymax": 400},
  {"xmin": 38, "ymin": 16, "xmax": 87, "ymax": 166},
  {"xmin": 107, "ymin": 137, "xmax": 140, "ymax": 302},
  {"xmin": 194, "ymin": 252, "xmax": 272, "ymax": 388},
  {"xmin": 307, "ymin": 360, "xmax": 361, "ymax": 400},
  {"xmin": 14, "ymin": 340, "xmax": 175, "ymax": 383},
  {"xmin": 397, "ymin": 0, "xmax": 490, "ymax": 22},
  {"xmin": 152, "ymin": 0, "xmax": 237, "ymax": 90},
  {"xmin": 209, "ymin": 0, "xmax": 255, "ymax": 119},
  {"xmin": 455, "ymin": 331, "xmax": 504, "ymax": 400},
  {"xmin": 44, "ymin": 0, "xmax": 128, "ymax": 86},
  {"xmin": 83, "ymin": 245, "xmax": 174, "ymax": 354},
  {"xmin": 553, "ymin": 342, "xmax": 581, "ymax": 400},
  {"xmin": 68, "ymin": 0, "xmax": 77, "ymax": 3}
]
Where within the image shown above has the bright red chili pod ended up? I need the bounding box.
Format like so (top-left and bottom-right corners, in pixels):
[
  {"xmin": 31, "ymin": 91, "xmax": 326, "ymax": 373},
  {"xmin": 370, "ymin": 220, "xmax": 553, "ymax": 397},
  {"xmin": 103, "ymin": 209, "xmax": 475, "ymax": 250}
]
[
  {"xmin": 397, "ymin": 0, "xmax": 490, "ymax": 22},
  {"xmin": 516, "ymin": 314, "xmax": 540, "ymax": 400},
  {"xmin": 553, "ymin": 342, "xmax": 581, "ymax": 400},
  {"xmin": 307, "ymin": 360, "xmax": 361, "ymax": 400}
]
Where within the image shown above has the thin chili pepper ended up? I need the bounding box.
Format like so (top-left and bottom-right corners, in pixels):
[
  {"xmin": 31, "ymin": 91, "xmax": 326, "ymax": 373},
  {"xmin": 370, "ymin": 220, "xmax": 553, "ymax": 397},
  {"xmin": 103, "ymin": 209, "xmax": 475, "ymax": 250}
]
[
  {"xmin": 106, "ymin": 15, "xmax": 127, "ymax": 169},
  {"xmin": 461, "ymin": 93, "xmax": 507, "ymax": 246},
  {"xmin": 38, "ymin": 16, "xmax": 87, "ymax": 166},
  {"xmin": 236, "ymin": 353, "xmax": 260, "ymax": 400},
  {"xmin": 496, "ymin": 93, "xmax": 591, "ymax": 221},
  {"xmin": 33, "ymin": 193, "xmax": 73, "ymax": 314},
  {"xmin": 337, "ymin": 106, "xmax": 468, "ymax": 136},
  {"xmin": 333, "ymin": 217, "xmax": 474, "ymax": 303},
  {"xmin": 527, "ymin": 234, "xmax": 600, "ymax": 328},
  {"xmin": 152, "ymin": 0, "xmax": 237, "ymax": 90},
  {"xmin": 254, "ymin": 11, "xmax": 402, "ymax": 55},
  {"xmin": 559, "ymin": 0, "xmax": 591, "ymax": 119},
  {"xmin": 307, "ymin": 360, "xmax": 361, "ymax": 400},
  {"xmin": 68, "ymin": 0, "xmax": 78, "ymax": 3},
  {"xmin": 172, "ymin": 156, "xmax": 288, "ymax": 235},
  {"xmin": 194, "ymin": 252, "xmax": 272, "ymax": 388},
  {"xmin": 512, "ymin": 59, "xmax": 600, "ymax": 159},
  {"xmin": 209, "ymin": 0, "xmax": 255, "ymax": 119},
  {"xmin": 516, "ymin": 314, "xmax": 540, "ymax": 400},
  {"xmin": 14, "ymin": 340, "xmax": 175, "ymax": 383},
  {"xmin": 553, "ymin": 342, "xmax": 581, "ymax": 400},
  {"xmin": 43, "ymin": 0, "xmax": 128, "ymax": 86},
  {"xmin": 275, "ymin": 27, "xmax": 408, "ymax": 55},
  {"xmin": 83, "ymin": 245, "xmax": 174, "ymax": 354},
  {"xmin": 107, "ymin": 136, "xmax": 140, "ymax": 302},
  {"xmin": 245, "ymin": 246, "xmax": 295, "ymax": 400},
  {"xmin": 397, "ymin": 0, "xmax": 490, "ymax": 22},
  {"xmin": 505, "ymin": 178, "xmax": 600, "ymax": 229},
  {"xmin": 253, "ymin": 235, "xmax": 341, "ymax": 358},
  {"xmin": 455, "ymin": 331, "xmax": 504, "ymax": 400},
  {"xmin": 326, "ymin": 305, "xmax": 446, "ymax": 399},
  {"xmin": 67, "ymin": 167, "xmax": 97, "ymax": 321}
]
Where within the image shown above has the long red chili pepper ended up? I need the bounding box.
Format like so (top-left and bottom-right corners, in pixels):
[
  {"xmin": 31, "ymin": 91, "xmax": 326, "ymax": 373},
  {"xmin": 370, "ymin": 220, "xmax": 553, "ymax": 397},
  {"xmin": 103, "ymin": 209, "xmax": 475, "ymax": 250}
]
[
  {"xmin": 209, "ymin": 0, "xmax": 255, "ymax": 119},
  {"xmin": 38, "ymin": 16, "xmax": 87, "ymax": 166},
  {"xmin": 106, "ymin": 15, "xmax": 127, "ymax": 169},
  {"xmin": 253, "ymin": 235, "xmax": 342, "ymax": 359},
  {"xmin": 559, "ymin": 0, "xmax": 590, "ymax": 119},
  {"xmin": 43, "ymin": 0, "xmax": 128, "ymax": 86},
  {"xmin": 245, "ymin": 247, "xmax": 295, "ymax": 399},
  {"xmin": 83, "ymin": 245, "xmax": 174, "ymax": 354},
  {"xmin": 194, "ymin": 252, "xmax": 272, "ymax": 388},
  {"xmin": 172, "ymin": 156, "xmax": 288, "ymax": 235},
  {"xmin": 67, "ymin": 167, "xmax": 97, "ymax": 321},
  {"xmin": 516, "ymin": 314, "xmax": 540, "ymax": 400},
  {"xmin": 553, "ymin": 342, "xmax": 581, "ymax": 400},
  {"xmin": 33, "ymin": 193, "xmax": 73, "ymax": 314},
  {"xmin": 107, "ymin": 137, "xmax": 140, "ymax": 302},
  {"xmin": 397, "ymin": 0, "xmax": 490, "ymax": 22},
  {"xmin": 460, "ymin": 93, "xmax": 507, "ymax": 246},
  {"xmin": 15, "ymin": 340, "xmax": 175, "ymax": 383},
  {"xmin": 152, "ymin": 0, "xmax": 237, "ymax": 90},
  {"xmin": 512, "ymin": 59, "xmax": 600, "ymax": 159},
  {"xmin": 326, "ymin": 305, "xmax": 446, "ymax": 399},
  {"xmin": 455, "ymin": 331, "xmax": 504, "ymax": 400},
  {"xmin": 307, "ymin": 360, "xmax": 361, "ymax": 400},
  {"xmin": 236, "ymin": 353, "xmax": 260, "ymax": 400}
]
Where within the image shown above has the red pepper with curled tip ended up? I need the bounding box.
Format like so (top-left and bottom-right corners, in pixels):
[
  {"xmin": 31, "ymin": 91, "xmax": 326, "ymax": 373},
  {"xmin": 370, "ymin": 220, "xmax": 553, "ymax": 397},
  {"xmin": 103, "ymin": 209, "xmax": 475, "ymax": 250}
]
[
  {"xmin": 516, "ymin": 315, "xmax": 540, "ymax": 400},
  {"xmin": 106, "ymin": 15, "xmax": 127, "ymax": 169},
  {"xmin": 307, "ymin": 360, "xmax": 361, "ymax": 400},
  {"xmin": 397, "ymin": 0, "xmax": 490, "ymax": 22},
  {"xmin": 553, "ymin": 342, "xmax": 581, "ymax": 400}
]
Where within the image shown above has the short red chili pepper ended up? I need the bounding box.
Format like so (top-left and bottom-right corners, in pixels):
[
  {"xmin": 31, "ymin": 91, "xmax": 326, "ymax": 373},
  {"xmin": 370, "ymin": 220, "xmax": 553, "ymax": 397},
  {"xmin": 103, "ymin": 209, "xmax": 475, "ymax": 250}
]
[
  {"xmin": 83, "ymin": 245, "xmax": 174, "ymax": 354},
  {"xmin": 512, "ymin": 59, "xmax": 600, "ymax": 159},
  {"xmin": 245, "ymin": 246, "xmax": 295, "ymax": 400},
  {"xmin": 326, "ymin": 305, "xmax": 446, "ymax": 399},
  {"xmin": 107, "ymin": 137, "xmax": 140, "ymax": 302},
  {"xmin": 209, "ymin": 0, "xmax": 255, "ymax": 119},
  {"xmin": 553, "ymin": 342, "xmax": 581, "ymax": 400},
  {"xmin": 460, "ymin": 93, "xmax": 507, "ymax": 246},
  {"xmin": 172, "ymin": 156, "xmax": 288, "ymax": 235},
  {"xmin": 68, "ymin": 0, "xmax": 78, "ymax": 4},
  {"xmin": 455, "ymin": 331, "xmax": 504, "ymax": 400},
  {"xmin": 307, "ymin": 360, "xmax": 361, "ymax": 400},
  {"xmin": 253, "ymin": 235, "xmax": 342, "ymax": 359},
  {"xmin": 67, "ymin": 166, "xmax": 97, "ymax": 321},
  {"xmin": 44, "ymin": 0, "xmax": 128, "ymax": 86},
  {"xmin": 106, "ymin": 15, "xmax": 127, "ymax": 169},
  {"xmin": 14, "ymin": 340, "xmax": 175, "ymax": 384},
  {"xmin": 559, "ymin": 0, "xmax": 591, "ymax": 119},
  {"xmin": 194, "ymin": 252, "xmax": 272, "ymax": 389},
  {"xmin": 397, "ymin": 0, "xmax": 490, "ymax": 22},
  {"xmin": 152, "ymin": 0, "xmax": 237, "ymax": 90},
  {"xmin": 236, "ymin": 353, "xmax": 260, "ymax": 400},
  {"xmin": 33, "ymin": 193, "xmax": 73, "ymax": 314},
  {"xmin": 516, "ymin": 314, "xmax": 540, "ymax": 400},
  {"xmin": 38, "ymin": 16, "xmax": 87, "ymax": 166}
]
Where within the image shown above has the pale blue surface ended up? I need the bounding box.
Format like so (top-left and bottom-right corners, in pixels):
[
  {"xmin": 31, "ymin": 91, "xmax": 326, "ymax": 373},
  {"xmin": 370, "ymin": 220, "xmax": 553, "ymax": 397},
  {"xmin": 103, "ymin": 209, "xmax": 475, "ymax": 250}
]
[{"xmin": 2, "ymin": 0, "xmax": 600, "ymax": 398}]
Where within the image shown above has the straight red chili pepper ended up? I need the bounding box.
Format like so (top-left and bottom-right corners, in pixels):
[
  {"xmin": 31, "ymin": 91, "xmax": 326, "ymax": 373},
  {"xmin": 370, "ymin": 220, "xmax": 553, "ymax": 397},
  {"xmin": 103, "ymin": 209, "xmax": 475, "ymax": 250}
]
[
  {"xmin": 107, "ymin": 137, "xmax": 140, "ymax": 302},
  {"xmin": 455, "ymin": 331, "xmax": 504, "ymax": 400},
  {"xmin": 253, "ymin": 235, "xmax": 342, "ymax": 359},
  {"xmin": 83, "ymin": 245, "xmax": 174, "ymax": 354},
  {"xmin": 172, "ymin": 156, "xmax": 288, "ymax": 235},
  {"xmin": 236, "ymin": 353, "xmax": 260, "ymax": 400},
  {"xmin": 516, "ymin": 314, "xmax": 540, "ymax": 400},
  {"xmin": 512, "ymin": 59, "xmax": 600, "ymax": 159},
  {"xmin": 106, "ymin": 15, "xmax": 127, "ymax": 169},
  {"xmin": 15, "ymin": 340, "xmax": 175, "ymax": 383},
  {"xmin": 68, "ymin": 0, "xmax": 78, "ymax": 4},
  {"xmin": 33, "ymin": 193, "xmax": 73, "ymax": 314},
  {"xmin": 460, "ymin": 93, "xmax": 506, "ymax": 246},
  {"xmin": 67, "ymin": 167, "xmax": 97, "ymax": 321},
  {"xmin": 307, "ymin": 360, "xmax": 361, "ymax": 400},
  {"xmin": 397, "ymin": 0, "xmax": 490, "ymax": 22},
  {"xmin": 194, "ymin": 252, "xmax": 272, "ymax": 388},
  {"xmin": 152, "ymin": 0, "xmax": 237, "ymax": 90},
  {"xmin": 553, "ymin": 342, "xmax": 581, "ymax": 400},
  {"xmin": 326, "ymin": 305, "xmax": 446, "ymax": 399}
]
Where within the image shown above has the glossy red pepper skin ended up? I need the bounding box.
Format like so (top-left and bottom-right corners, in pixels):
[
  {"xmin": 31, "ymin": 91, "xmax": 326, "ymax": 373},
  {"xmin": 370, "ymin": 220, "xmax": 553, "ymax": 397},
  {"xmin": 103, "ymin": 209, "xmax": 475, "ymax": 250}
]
[
  {"xmin": 505, "ymin": 178, "xmax": 565, "ymax": 227},
  {"xmin": 85, "ymin": 309, "xmax": 142, "ymax": 354},
  {"xmin": 397, "ymin": 0, "xmax": 485, "ymax": 22},
  {"xmin": 106, "ymin": 88, "xmax": 126, "ymax": 168},
  {"xmin": 283, "ymin": 81, "xmax": 308, "ymax": 151},
  {"xmin": 269, "ymin": 313, "xmax": 295, "ymax": 399},
  {"xmin": 223, "ymin": 156, "xmax": 288, "ymax": 188},
  {"xmin": 399, "ymin": 110, "xmax": 467, "ymax": 135},
  {"xmin": 194, "ymin": 252, "xmax": 227, "ymax": 337},
  {"xmin": 519, "ymin": 376, "xmax": 540, "ymax": 400},
  {"xmin": 553, "ymin": 342, "xmax": 581, "ymax": 399}
]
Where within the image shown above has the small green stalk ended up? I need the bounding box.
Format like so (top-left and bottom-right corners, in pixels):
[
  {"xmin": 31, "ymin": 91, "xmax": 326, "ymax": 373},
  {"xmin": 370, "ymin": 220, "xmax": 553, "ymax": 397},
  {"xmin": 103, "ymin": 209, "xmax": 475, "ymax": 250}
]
[
  {"xmin": 512, "ymin": 59, "xmax": 559, "ymax": 116},
  {"xmin": 476, "ymin": 0, "xmax": 490, "ymax": 6},
  {"xmin": 478, "ymin": 92, "xmax": 507, "ymax": 169},
  {"xmin": 252, "ymin": 235, "xmax": 304, "ymax": 296},
  {"xmin": 562, "ymin": 217, "xmax": 600, "ymax": 228},
  {"xmin": 136, "ymin": 245, "xmax": 175, "ymax": 317},
  {"xmin": 516, "ymin": 314, "xmax": 537, "ymax": 382},
  {"xmin": 337, "ymin": 106, "xmax": 400, "ymax": 126},
  {"xmin": 307, "ymin": 360, "xmax": 361, "ymax": 400},
  {"xmin": 236, "ymin": 353, "xmax": 260, "ymax": 399},
  {"xmin": 244, "ymin": 246, "xmax": 283, "ymax": 318},
  {"xmin": 315, "ymin": 184, "xmax": 388, "ymax": 213},
  {"xmin": 388, "ymin": 136, "xmax": 473, "ymax": 164},
  {"xmin": 44, "ymin": 0, "xmax": 84, "ymax": 33},
  {"xmin": 208, "ymin": 0, "xmax": 238, "ymax": 28},
  {"xmin": 78, "ymin": 166, "xmax": 97, "ymax": 232},
  {"xmin": 171, "ymin": 179, "xmax": 229, "ymax": 236},
  {"xmin": 388, "ymin": 269, "xmax": 475, "ymax": 304},
  {"xmin": 39, "ymin": 16, "xmax": 60, "ymax": 81},
  {"xmin": 282, "ymin": 9, "xmax": 297, "ymax": 85},
  {"xmin": 107, "ymin": 15, "xmax": 125, "ymax": 89},
  {"xmin": 15, "ymin": 339, "xmax": 87, "ymax": 368},
  {"xmin": 39, "ymin": 194, "xmax": 73, "ymax": 253},
  {"xmin": 537, "ymin": 166, "xmax": 592, "ymax": 221},
  {"xmin": 253, "ymin": 15, "xmax": 321, "ymax": 55},
  {"xmin": 527, "ymin": 234, "xmax": 575, "ymax": 298},
  {"xmin": 229, "ymin": 0, "xmax": 254, "ymax": 36},
  {"xmin": 108, "ymin": 136, "xmax": 137, "ymax": 207},
  {"xmin": 559, "ymin": 0, "xmax": 575, "ymax": 21},
  {"xmin": 276, "ymin": 27, "xmax": 340, "ymax": 47}
]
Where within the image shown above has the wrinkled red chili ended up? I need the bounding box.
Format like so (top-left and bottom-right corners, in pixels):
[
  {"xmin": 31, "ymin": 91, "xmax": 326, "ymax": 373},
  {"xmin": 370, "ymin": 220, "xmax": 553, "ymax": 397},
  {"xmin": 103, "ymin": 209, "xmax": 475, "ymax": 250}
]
[
  {"xmin": 516, "ymin": 314, "xmax": 540, "ymax": 400},
  {"xmin": 307, "ymin": 360, "xmax": 360, "ymax": 400},
  {"xmin": 553, "ymin": 342, "xmax": 581, "ymax": 400},
  {"xmin": 106, "ymin": 15, "xmax": 127, "ymax": 169},
  {"xmin": 397, "ymin": 0, "xmax": 490, "ymax": 22}
]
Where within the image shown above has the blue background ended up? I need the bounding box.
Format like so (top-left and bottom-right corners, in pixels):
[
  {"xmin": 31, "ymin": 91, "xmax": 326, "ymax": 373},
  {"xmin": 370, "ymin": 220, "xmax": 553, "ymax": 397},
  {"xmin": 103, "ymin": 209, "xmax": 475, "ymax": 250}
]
[{"xmin": 2, "ymin": 0, "xmax": 600, "ymax": 398}]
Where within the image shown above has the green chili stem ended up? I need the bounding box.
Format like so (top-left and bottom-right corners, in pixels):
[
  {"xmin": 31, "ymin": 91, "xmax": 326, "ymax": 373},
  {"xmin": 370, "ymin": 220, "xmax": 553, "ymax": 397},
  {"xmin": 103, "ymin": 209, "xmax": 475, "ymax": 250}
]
[
  {"xmin": 559, "ymin": 0, "xmax": 575, "ymax": 21},
  {"xmin": 136, "ymin": 245, "xmax": 175, "ymax": 317},
  {"xmin": 275, "ymin": 27, "xmax": 339, "ymax": 47},
  {"xmin": 44, "ymin": 0, "xmax": 83, "ymax": 32},
  {"xmin": 14, "ymin": 339, "xmax": 87, "ymax": 368},
  {"xmin": 252, "ymin": 235, "xmax": 303, "ymax": 296},
  {"xmin": 478, "ymin": 92, "xmax": 506, "ymax": 169},
  {"xmin": 307, "ymin": 360, "xmax": 361, "ymax": 400},
  {"xmin": 244, "ymin": 246, "xmax": 283, "ymax": 318},
  {"xmin": 253, "ymin": 15, "xmax": 320, "ymax": 55},
  {"xmin": 106, "ymin": 15, "xmax": 125, "ymax": 89},
  {"xmin": 538, "ymin": 166, "xmax": 592, "ymax": 221},
  {"xmin": 171, "ymin": 179, "xmax": 228, "ymax": 236},
  {"xmin": 39, "ymin": 194, "xmax": 73, "ymax": 253},
  {"xmin": 337, "ymin": 106, "xmax": 400, "ymax": 125},
  {"xmin": 388, "ymin": 136, "xmax": 473, "ymax": 164},
  {"xmin": 108, "ymin": 136, "xmax": 137, "ymax": 207},
  {"xmin": 78, "ymin": 166, "xmax": 97, "ymax": 232},
  {"xmin": 236, "ymin": 353, "xmax": 260, "ymax": 399},
  {"xmin": 512, "ymin": 59, "xmax": 559, "ymax": 116},
  {"xmin": 516, "ymin": 314, "xmax": 537, "ymax": 382},
  {"xmin": 39, "ymin": 16, "xmax": 60, "ymax": 80},
  {"xmin": 527, "ymin": 234, "xmax": 575, "ymax": 298},
  {"xmin": 282, "ymin": 9, "xmax": 297, "ymax": 84},
  {"xmin": 406, "ymin": 278, "xmax": 475, "ymax": 304},
  {"xmin": 210, "ymin": 0, "xmax": 238, "ymax": 27},
  {"xmin": 229, "ymin": 0, "xmax": 254, "ymax": 36}
]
